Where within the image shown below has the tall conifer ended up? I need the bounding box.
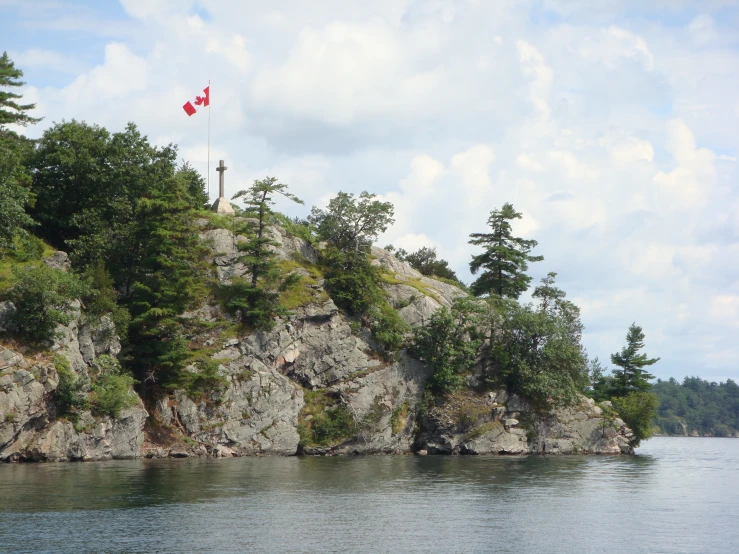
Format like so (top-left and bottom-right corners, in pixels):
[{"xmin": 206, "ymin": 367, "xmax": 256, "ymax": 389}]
[{"xmin": 468, "ymin": 203, "xmax": 543, "ymax": 298}]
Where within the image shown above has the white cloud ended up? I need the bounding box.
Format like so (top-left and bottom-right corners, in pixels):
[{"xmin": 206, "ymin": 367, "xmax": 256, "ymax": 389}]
[
  {"xmin": 579, "ymin": 26, "xmax": 654, "ymax": 71},
  {"xmin": 517, "ymin": 40, "xmax": 553, "ymax": 118},
  {"xmin": 7, "ymin": 0, "xmax": 739, "ymax": 381}
]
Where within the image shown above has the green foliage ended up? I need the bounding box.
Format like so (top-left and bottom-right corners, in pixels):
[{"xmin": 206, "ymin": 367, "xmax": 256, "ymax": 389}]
[
  {"xmin": 269, "ymin": 212, "xmax": 316, "ymax": 244},
  {"xmin": 82, "ymin": 260, "xmax": 130, "ymax": 339},
  {"xmin": 30, "ymin": 121, "xmax": 178, "ymax": 264},
  {"xmin": 0, "ymin": 53, "xmax": 38, "ymax": 253},
  {"xmin": 175, "ymin": 160, "xmax": 209, "ymax": 209},
  {"xmin": 298, "ymin": 389, "xmax": 357, "ymax": 447},
  {"xmin": 390, "ymin": 402, "xmax": 410, "ymax": 434},
  {"xmin": 609, "ymin": 323, "xmax": 660, "ymax": 397},
  {"xmin": 54, "ymin": 355, "xmax": 90, "ymax": 416},
  {"xmin": 469, "ymin": 203, "xmax": 543, "ymax": 299},
  {"xmin": 389, "ymin": 246, "xmax": 462, "ymax": 284},
  {"xmin": 221, "ymin": 178, "xmax": 304, "ymax": 330},
  {"xmin": 485, "ymin": 273, "xmax": 589, "ymax": 407},
  {"xmin": 653, "ymin": 377, "xmax": 739, "ymax": 436},
  {"xmin": 0, "ymin": 137, "xmax": 35, "ymax": 254},
  {"xmin": 370, "ymin": 302, "xmax": 411, "ymax": 351},
  {"xmin": 221, "ymin": 277, "xmax": 281, "ymax": 331},
  {"xmin": 310, "ymin": 405, "xmax": 357, "ymax": 446},
  {"xmin": 0, "ymin": 52, "xmax": 41, "ymax": 128},
  {"xmin": 612, "ymin": 391, "xmax": 660, "ymax": 447},
  {"xmin": 322, "ymin": 247, "xmax": 384, "ymax": 315},
  {"xmin": 309, "ymin": 191, "xmax": 394, "ymax": 253},
  {"xmin": 176, "ymin": 358, "xmax": 228, "ymax": 399},
  {"xmin": 88, "ymin": 355, "xmax": 137, "ymax": 418},
  {"xmin": 121, "ymin": 178, "xmax": 209, "ymax": 389},
  {"xmin": 411, "ymin": 297, "xmax": 485, "ymax": 393},
  {"xmin": 7, "ymin": 264, "xmax": 90, "ymax": 342},
  {"xmin": 0, "ymin": 234, "xmax": 53, "ymax": 291}
]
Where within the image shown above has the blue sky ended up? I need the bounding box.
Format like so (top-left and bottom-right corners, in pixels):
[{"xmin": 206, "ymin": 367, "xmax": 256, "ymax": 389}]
[{"xmin": 2, "ymin": 0, "xmax": 738, "ymax": 383}]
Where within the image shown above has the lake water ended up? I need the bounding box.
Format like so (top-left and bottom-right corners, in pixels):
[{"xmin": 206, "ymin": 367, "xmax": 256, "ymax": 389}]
[{"xmin": 1, "ymin": 437, "xmax": 737, "ymax": 553}]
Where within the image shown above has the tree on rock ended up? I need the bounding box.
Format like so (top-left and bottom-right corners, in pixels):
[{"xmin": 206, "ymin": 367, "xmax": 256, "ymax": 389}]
[
  {"xmin": 610, "ymin": 323, "xmax": 660, "ymax": 397},
  {"xmin": 308, "ymin": 191, "xmax": 394, "ymax": 316},
  {"xmin": 309, "ymin": 191, "xmax": 394, "ymax": 253},
  {"xmin": 223, "ymin": 177, "xmax": 303, "ymax": 330},
  {"xmin": 468, "ymin": 203, "xmax": 542, "ymax": 298}
]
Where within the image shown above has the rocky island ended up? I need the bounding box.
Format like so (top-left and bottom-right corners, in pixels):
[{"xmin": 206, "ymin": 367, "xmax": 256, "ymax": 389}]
[{"xmin": 0, "ymin": 228, "xmax": 634, "ymax": 462}]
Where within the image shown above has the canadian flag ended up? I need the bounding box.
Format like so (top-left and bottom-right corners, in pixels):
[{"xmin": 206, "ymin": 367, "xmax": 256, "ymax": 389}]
[{"xmin": 183, "ymin": 85, "xmax": 209, "ymax": 116}]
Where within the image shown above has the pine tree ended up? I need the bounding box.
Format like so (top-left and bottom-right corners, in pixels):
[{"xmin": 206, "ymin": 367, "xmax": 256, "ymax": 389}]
[
  {"xmin": 468, "ymin": 203, "xmax": 543, "ymax": 298},
  {"xmin": 122, "ymin": 178, "xmax": 209, "ymax": 391},
  {"xmin": 610, "ymin": 323, "xmax": 660, "ymax": 396},
  {"xmin": 223, "ymin": 177, "xmax": 303, "ymax": 329},
  {"xmin": 232, "ymin": 177, "xmax": 303, "ymax": 287},
  {"xmin": 0, "ymin": 51, "xmax": 41, "ymax": 130},
  {"xmin": 0, "ymin": 52, "xmax": 39, "ymax": 252}
]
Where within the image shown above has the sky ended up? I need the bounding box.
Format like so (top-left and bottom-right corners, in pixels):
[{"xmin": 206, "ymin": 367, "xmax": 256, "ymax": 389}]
[{"xmin": 2, "ymin": 0, "xmax": 738, "ymax": 383}]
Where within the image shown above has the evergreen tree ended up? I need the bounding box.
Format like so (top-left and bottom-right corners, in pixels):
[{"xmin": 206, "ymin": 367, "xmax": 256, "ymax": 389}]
[
  {"xmin": 0, "ymin": 52, "xmax": 41, "ymax": 129},
  {"xmin": 610, "ymin": 323, "xmax": 660, "ymax": 396},
  {"xmin": 232, "ymin": 177, "xmax": 303, "ymax": 287},
  {"xmin": 175, "ymin": 160, "xmax": 209, "ymax": 210},
  {"xmin": 0, "ymin": 52, "xmax": 39, "ymax": 252},
  {"xmin": 122, "ymin": 178, "xmax": 208, "ymax": 390},
  {"xmin": 469, "ymin": 203, "xmax": 543, "ymax": 298},
  {"xmin": 223, "ymin": 177, "xmax": 303, "ymax": 329}
]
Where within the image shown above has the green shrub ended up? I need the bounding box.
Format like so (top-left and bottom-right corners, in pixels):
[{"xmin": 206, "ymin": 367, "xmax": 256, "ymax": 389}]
[
  {"xmin": 390, "ymin": 402, "xmax": 410, "ymax": 434},
  {"xmin": 298, "ymin": 389, "xmax": 358, "ymax": 447},
  {"xmin": 370, "ymin": 303, "xmax": 410, "ymax": 351},
  {"xmin": 54, "ymin": 355, "xmax": 90, "ymax": 416},
  {"xmin": 269, "ymin": 213, "xmax": 316, "ymax": 244},
  {"xmin": 612, "ymin": 391, "xmax": 659, "ymax": 447},
  {"xmin": 177, "ymin": 358, "xmax": 228, "ymax": 399},
  {"xmin": 311, "ymin": 405, "xmax": 357, "ymax": 445},
  {"xmin": 82, "ymin": 260, "xmax": 130, "ymax": 339},
  {"xmin": 8, "ymin": 265, "xmax": 90, "ymax": 342},
  {"xmin": 89, "ymin": 355, "xmax": 137, "ymax": 418},
  {"xmin": 410, "ymin": 297, "xmax": 485, "ymax": 393},
  {"xmin": 322, "ymin": 248, "xmax": 383, "ymax": 315}
]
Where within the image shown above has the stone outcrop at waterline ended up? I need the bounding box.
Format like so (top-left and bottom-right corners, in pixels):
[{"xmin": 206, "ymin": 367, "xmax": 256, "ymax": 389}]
[{"xmin": 1, "ymin": 224, "xmax": 634, "ymax": 461}]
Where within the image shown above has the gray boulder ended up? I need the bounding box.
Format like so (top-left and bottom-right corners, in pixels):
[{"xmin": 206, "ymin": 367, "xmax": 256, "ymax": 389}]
[{"xmin": 42, "ymin": 251, "xmax": 72, "ymax": 272}]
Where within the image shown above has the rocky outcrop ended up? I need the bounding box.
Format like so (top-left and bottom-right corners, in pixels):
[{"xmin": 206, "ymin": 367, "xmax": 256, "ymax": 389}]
[
  {"xmin": 2, "ymin": 236, "xmax": 636, "ymax": 462},
  {"xmin": 0, "ymin": 344, "xmax": 147, "ymax": 462},
  {"xmin": 417, "ymin": 391, "xmax": 633, "ymax": 455},
  {"xmin": 158, "ymin": 358, "xmax": 303, "ymax": 456}
]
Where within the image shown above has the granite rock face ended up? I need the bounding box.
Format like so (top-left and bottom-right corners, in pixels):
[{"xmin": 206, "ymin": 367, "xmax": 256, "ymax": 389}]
[
  {"xmin": 2, "ymin": 231, "xmax": 636, "ymax": 461},
  {"xmin": 0, "ymin": 345, "xmax": 147, "ymax": 462},
  {"xmin": 416, "ymin": 390, "xmax": 633, "ymax": 455},
  {"xmin": 160, "ymin": 359, "xmax": 303, "ymax": 456}
]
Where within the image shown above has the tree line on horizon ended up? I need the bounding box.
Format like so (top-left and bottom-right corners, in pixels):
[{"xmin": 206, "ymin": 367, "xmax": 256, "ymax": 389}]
[{"xmin": 0, "ymin": 51, "xmax": 700, "ymax": 446}]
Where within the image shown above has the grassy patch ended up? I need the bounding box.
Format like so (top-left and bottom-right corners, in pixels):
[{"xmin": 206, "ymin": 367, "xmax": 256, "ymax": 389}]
[
  {"xmin": 381, "ymin": 273, "xmax": 442, "ymax": 304},
  {"xmin": 277, "ymin": 259, "xmax": 328, "ymax": 311},
  {"xmin": 0, "ymin": 235, "xmax": 56, "ymax": 292}
]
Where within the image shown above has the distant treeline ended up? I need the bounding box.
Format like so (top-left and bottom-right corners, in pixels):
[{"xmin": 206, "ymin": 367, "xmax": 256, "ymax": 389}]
[{"xmin": 653, "ymin": 377, "xmax": 739, "ymax": 437}]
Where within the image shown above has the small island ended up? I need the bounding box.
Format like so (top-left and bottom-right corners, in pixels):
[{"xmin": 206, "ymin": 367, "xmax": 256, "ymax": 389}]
[{"xmin": 0, "ymin": 53, "xmax": 734, "ymax": 462}]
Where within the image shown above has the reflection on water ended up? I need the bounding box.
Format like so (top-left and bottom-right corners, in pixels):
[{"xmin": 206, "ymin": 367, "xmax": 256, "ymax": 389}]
[{"xmin": 0, "ymin": 438, "xmax": 735, "ymax": 553}]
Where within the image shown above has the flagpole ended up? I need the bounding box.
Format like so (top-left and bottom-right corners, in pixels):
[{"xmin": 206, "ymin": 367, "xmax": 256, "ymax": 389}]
[{"xmin": 207, "ymin": 79, "xmax": 211, "ymax": 200}]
